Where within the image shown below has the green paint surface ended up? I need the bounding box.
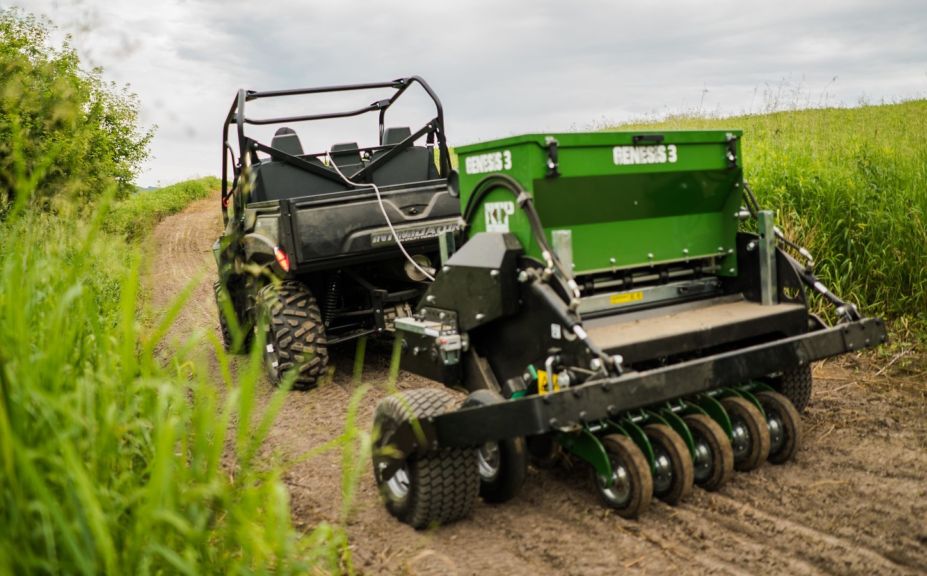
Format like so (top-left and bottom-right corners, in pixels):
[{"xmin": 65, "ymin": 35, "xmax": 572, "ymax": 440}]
[{"xmin": 456, "ymin": 130, "xmax": 744, "ymax": 276}]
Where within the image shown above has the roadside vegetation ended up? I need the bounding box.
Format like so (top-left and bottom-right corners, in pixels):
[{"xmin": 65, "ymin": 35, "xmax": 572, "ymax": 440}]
[
  {"xmin": 614, "ymin": 100, "xmax": 927, "ymax": 345},
  {"xmin": 0, "ymin": 9, "xmax": 351, "ymax": 575}
]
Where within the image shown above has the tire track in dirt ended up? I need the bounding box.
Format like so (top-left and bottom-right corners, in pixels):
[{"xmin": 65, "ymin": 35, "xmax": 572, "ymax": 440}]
[{"xmin": 149, "ymin": 191, "xmax": 927, "ymax": 575}]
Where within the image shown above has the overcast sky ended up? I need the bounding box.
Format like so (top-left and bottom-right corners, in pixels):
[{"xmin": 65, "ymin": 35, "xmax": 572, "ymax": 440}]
[{"xmin": 11, "ymin": 0, "xmax": 927, "ymax": 186}]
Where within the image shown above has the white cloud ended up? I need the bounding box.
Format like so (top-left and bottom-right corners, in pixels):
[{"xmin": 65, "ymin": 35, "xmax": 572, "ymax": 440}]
[{"xmin": 10, "ymin": 0, "xmax": 927, "ymax": 186}]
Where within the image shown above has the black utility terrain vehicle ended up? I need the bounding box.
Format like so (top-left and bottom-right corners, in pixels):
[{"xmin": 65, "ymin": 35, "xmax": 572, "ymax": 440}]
[{"xmin": 214, "ymin": 77, "xmax": 459, "ymax": 388}]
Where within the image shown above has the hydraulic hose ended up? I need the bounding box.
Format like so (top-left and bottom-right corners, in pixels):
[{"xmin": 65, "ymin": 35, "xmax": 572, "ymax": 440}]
[{"xmin": 463, "ymin": 174, "xmax": 581, "ymax": 305}]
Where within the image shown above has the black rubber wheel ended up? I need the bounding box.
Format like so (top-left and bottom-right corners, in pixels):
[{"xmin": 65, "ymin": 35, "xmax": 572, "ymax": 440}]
[
  {"xmin": 214, "ymin": 280, "xmax": 235, "ymax": 351},
  {"xmin": 683, "ymin": 413, "xmax": 733, "ymax": 491},
  {"xmin": 372, "ymin": 388, "xmax": 480, "ymax": 529},
  {"xmin": 720, "ymin": 396, "xmax": 771, "ymax": 472},
  {"xmin": 756, "ymin": 391, "xmax": 803, "ymax": 464},
  {"xmin": 214, "ymin": 280, "xmax": 252, "ymax": 353},
  {"xmin": 644, "ymin": 423, "xmax": 694, "ymax": 505},
  {"xmin": 461, "ymin": 390, "xmax": 527, "ymax": 504},
  {"xmin": 526, "ymin": 434, "xmax": 561, "ymax": 469},
  {"xmin": 777, "ymin": 365, "xmax": 813, "ymax": 413},
  {"xmin": 594, "ymin": 434, "xmax": 653, "ymax": 519},
  {"xmin": 257, "ymin": 281, "xmax": 328, "ymax": 390}
]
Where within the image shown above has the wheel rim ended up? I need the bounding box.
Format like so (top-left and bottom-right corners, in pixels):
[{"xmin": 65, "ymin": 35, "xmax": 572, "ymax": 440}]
[
  {"xmin": 692, "ymin": 437, "xmax": 714, "ymax": 484},
  {"xmin": 382, "ymin": 463, "xmax": 411, "ymax": 500},
  {"xmin": 766, "ymin": 409, "xmax": 785, "ymax": 455},
  {"xmin": 599, "ymin": 461, "xmax": 631, "ymax": 506},
  {"xmin": 477, "ymin": 441, "xmax": 501, "ymax": 482},
  {"xmin": 651, "ymin": 446, "xmax": 674, "ymax": 495},
  {"xmin": 730, "ymin": 416, "xmax": 751, "ymax": 460}
]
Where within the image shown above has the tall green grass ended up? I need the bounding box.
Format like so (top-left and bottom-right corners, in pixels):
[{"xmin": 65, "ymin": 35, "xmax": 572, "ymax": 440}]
[
  {"xmin": 0, "ymin": 165, "xmax": 357, "ymax": 572},
  {"xmin": 614, "ymin": 100, "xmax": 927, "ymax": 338}
]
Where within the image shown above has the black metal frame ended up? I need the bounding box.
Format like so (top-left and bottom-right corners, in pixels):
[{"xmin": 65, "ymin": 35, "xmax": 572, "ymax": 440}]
[
  {"xmin": 375, "ymin": 316, "xmax": 887, "ymax": 477},
  {"xmin": 221, "ymin": 76, "xmax": 451, "ymax": 210}
]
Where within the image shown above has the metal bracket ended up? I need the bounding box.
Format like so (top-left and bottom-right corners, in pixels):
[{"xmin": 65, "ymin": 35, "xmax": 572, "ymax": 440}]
[{"xmin": 758, "ymin": 210, "xmax": 778, "ymax": 306}]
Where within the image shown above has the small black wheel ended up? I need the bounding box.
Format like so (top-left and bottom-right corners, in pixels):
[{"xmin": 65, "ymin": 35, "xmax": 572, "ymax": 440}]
[
  {"xmin": 526, "ymin": 434, "xmax": 561, "ymax": 469},
  {"xmin": 594, "ymin": 434, "xmax": 653, "ymax": 519},
  {"xmin": 462, "ymin": 390, "xmax": 527, "ymax": 504},
  {"xmin": 372, "ymin": 388, "xmax": 480, "ymax": 529},
  {"xmin": 257, "ymin": 281, "xmax": 328, "ymax": 390},
  {"xmin": 756, "ymin": 391, "xmax": 803, "ymax": 464},
  {"xmin": 777, "ymin": 365, "xmax": 813, "ymax": 413},
  {"xmin": 720, "ymin": 396, "xmax": 771, "ymax": 472},
  {"xmin": 683, "ymin": 413, "xmax": 733, "ymax": 491},
  {"xmin": 644, "ymin": 423, "xmax": 694, "ymax": 505}
]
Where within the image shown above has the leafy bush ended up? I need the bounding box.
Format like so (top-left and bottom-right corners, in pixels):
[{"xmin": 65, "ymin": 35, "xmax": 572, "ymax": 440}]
[{"xmin": 0, "ymin": 8, "xmax": 152, "ymax": 211}]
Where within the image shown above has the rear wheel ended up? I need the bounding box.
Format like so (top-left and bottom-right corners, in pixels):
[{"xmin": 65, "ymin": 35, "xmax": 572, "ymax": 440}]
[
  {"xmin": 373, "ymin": 388, "xmax": 480, "ymax": 529},
  {"xmin": 258, "ymin": 281, "xmax": 328, "ymax": 390},
  {"xmin": 644, "ymin": 423, "xmax": 694, "ymax": 505},
  {"xmin": 777, "ymin": 365, "xmax": 813, "ymax": 413},
  {"xmin": 595, "ymin": 434, "xmax": 653, "ymax": 519},
  {"xmin": 683, "ymin": 413, "xmax": 733, "ymax": 491},
  {"xmin": 462, "ymin": 390, "xmax": 527, "ymax": 503},
  {"xmin": 757, "ymin": 391, "xmax": 802, "ymax": 464}
]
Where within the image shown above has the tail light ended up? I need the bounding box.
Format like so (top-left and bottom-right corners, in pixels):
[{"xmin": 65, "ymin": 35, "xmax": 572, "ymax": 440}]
[{"xmin": 273, "ymin": 246, "xmax": 291, "ymax": 272}]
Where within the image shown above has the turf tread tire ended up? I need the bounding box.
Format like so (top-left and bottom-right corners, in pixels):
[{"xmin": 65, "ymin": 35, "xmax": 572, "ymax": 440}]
[
  {"xmin": 374, "ymin": 388, "xmax": 479, "ymax": 529},
  {"xmin": 778, "ymin": 365, "xmax": 813, "ymax": 413}
]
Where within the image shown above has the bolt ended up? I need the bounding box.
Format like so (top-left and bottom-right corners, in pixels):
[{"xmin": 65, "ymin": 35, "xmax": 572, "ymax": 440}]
[
  {"xmin": 475, "ymin": 313, "xmax": 485, "ymax": 321},
  {"xmin": 683, "ymin": 248, "xmax": 689, "ymax": 255},
  {"xmin": 728, "ymin": 268, "xmax": 735, "ymax": 274},
  {"xmin": 490, "ymin": 269, "xmax": 499, "ymax": 278},
  {"xmin": 590, "ymin": 358, "xmax": 603, "ymax": 371},
  {"xmin": 647, "ymin": 253, "xmax": 654, "ymax": 259},
  {"xmin": 609, "ymin": 257, "xmax": 617, "ymax": 264},
  {"xmin": 517, "ymin": 270, "xmax": 529, "ymax": 283},
  {"xmin": 579, "ymin": 410, "xmax": 587, "ymax": 422},
  {"xmin": 443, "ymin": 266, "xmax": 451, "ymax": 273},
  {"xmin": 549, "ymin": 417, "xmax": 559, "ymax": 427},
  {"xmin": 426, "ymin": 295, "xmax": 435, "ymax": 303}
]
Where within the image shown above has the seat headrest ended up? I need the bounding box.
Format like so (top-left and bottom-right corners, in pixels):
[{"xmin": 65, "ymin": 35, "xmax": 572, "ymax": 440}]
[
  {"xmin": 271, "ymin": 127, "xmax": 304, "ymax": 156},
  {"xmin": 382, "ymin": 126, "xmax": 412, "ymax": 146}
]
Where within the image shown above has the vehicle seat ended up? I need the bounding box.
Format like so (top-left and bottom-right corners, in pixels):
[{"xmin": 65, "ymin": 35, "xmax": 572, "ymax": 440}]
[
  {"xmin": 270, "ymin": 127, "xmax": 304, "ymax": 156},
  {"xmin": 250, "ymin": 127, "xmax": 348, "ymax": 202},
  {"xmin": 371, "ymin": 126, "xmax": 439, "ymax": 186},
  {"xmin": 330, "ymin": 142, "xmax": 364, "ymax": 177}
]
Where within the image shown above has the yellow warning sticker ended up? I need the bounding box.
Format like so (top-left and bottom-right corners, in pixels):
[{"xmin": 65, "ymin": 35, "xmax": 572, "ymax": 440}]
[
  {"xmin": 610, "ymin": 291, "xmax": 644, "ymax": 305},
  {"xmin": 537, "ymin": 370, "xmax": 559, "ymax": 395}
]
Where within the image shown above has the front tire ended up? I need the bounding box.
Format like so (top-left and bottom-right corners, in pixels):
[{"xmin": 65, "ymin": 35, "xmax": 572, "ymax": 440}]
[
  {"xmin": 373, "ymin": 388, "xmax": 480, "ymax": 529},
  {"xmin": 258, "ymin": 281, "xmax": 328, "ymax": 390}
]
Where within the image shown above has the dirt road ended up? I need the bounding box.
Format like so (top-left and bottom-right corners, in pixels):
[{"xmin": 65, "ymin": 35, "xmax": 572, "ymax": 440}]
[{"xmin": 149, "ymin": 192, "xmax": 927, "ymax": 575}]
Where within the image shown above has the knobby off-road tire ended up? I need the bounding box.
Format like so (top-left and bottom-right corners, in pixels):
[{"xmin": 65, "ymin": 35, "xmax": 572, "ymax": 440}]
[
  {"xmin": 214, "ymin": 280, "xmax": 252, "ymax": 354},
  {"xmin": 373, "ymin": 388, "xmax": 480, "ymax": 529},
  {"xmin": 214, "ymin": 280, "xmax": 235, "ymax": 352},
  {"xmin": 777, "ymin": 364, "xmax": 813, "ymax": 413},
  {"xmin": 258, "ymin": 281, "xmax": 328, "ymax": 390},
  {"xmin": 462, "ymin": 389, "xmax": 528, "ymax": 504}
]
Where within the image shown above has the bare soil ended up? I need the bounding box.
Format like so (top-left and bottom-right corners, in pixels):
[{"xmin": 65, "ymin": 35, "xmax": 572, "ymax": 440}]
[{"xmin": 149, "ymin": 192, "xmax": 927, "ymax": 576}]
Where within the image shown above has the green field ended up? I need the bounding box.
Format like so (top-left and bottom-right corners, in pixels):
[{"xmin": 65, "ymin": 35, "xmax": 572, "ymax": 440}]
[{"xmin": 612, "ymin": 100, "xmax": 927, "ymax": 340}]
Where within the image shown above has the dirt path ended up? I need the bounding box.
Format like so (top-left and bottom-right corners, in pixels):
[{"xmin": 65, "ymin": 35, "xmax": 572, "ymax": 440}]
[{"xmin": 150, "ymin": 192, "xmax": 927, "ymax": 576}]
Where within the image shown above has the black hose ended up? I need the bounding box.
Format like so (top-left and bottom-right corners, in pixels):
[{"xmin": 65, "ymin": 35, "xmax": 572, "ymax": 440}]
[{"xmin": 462, "ymin": 174, "xmax": 575, "ymax": 302}]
